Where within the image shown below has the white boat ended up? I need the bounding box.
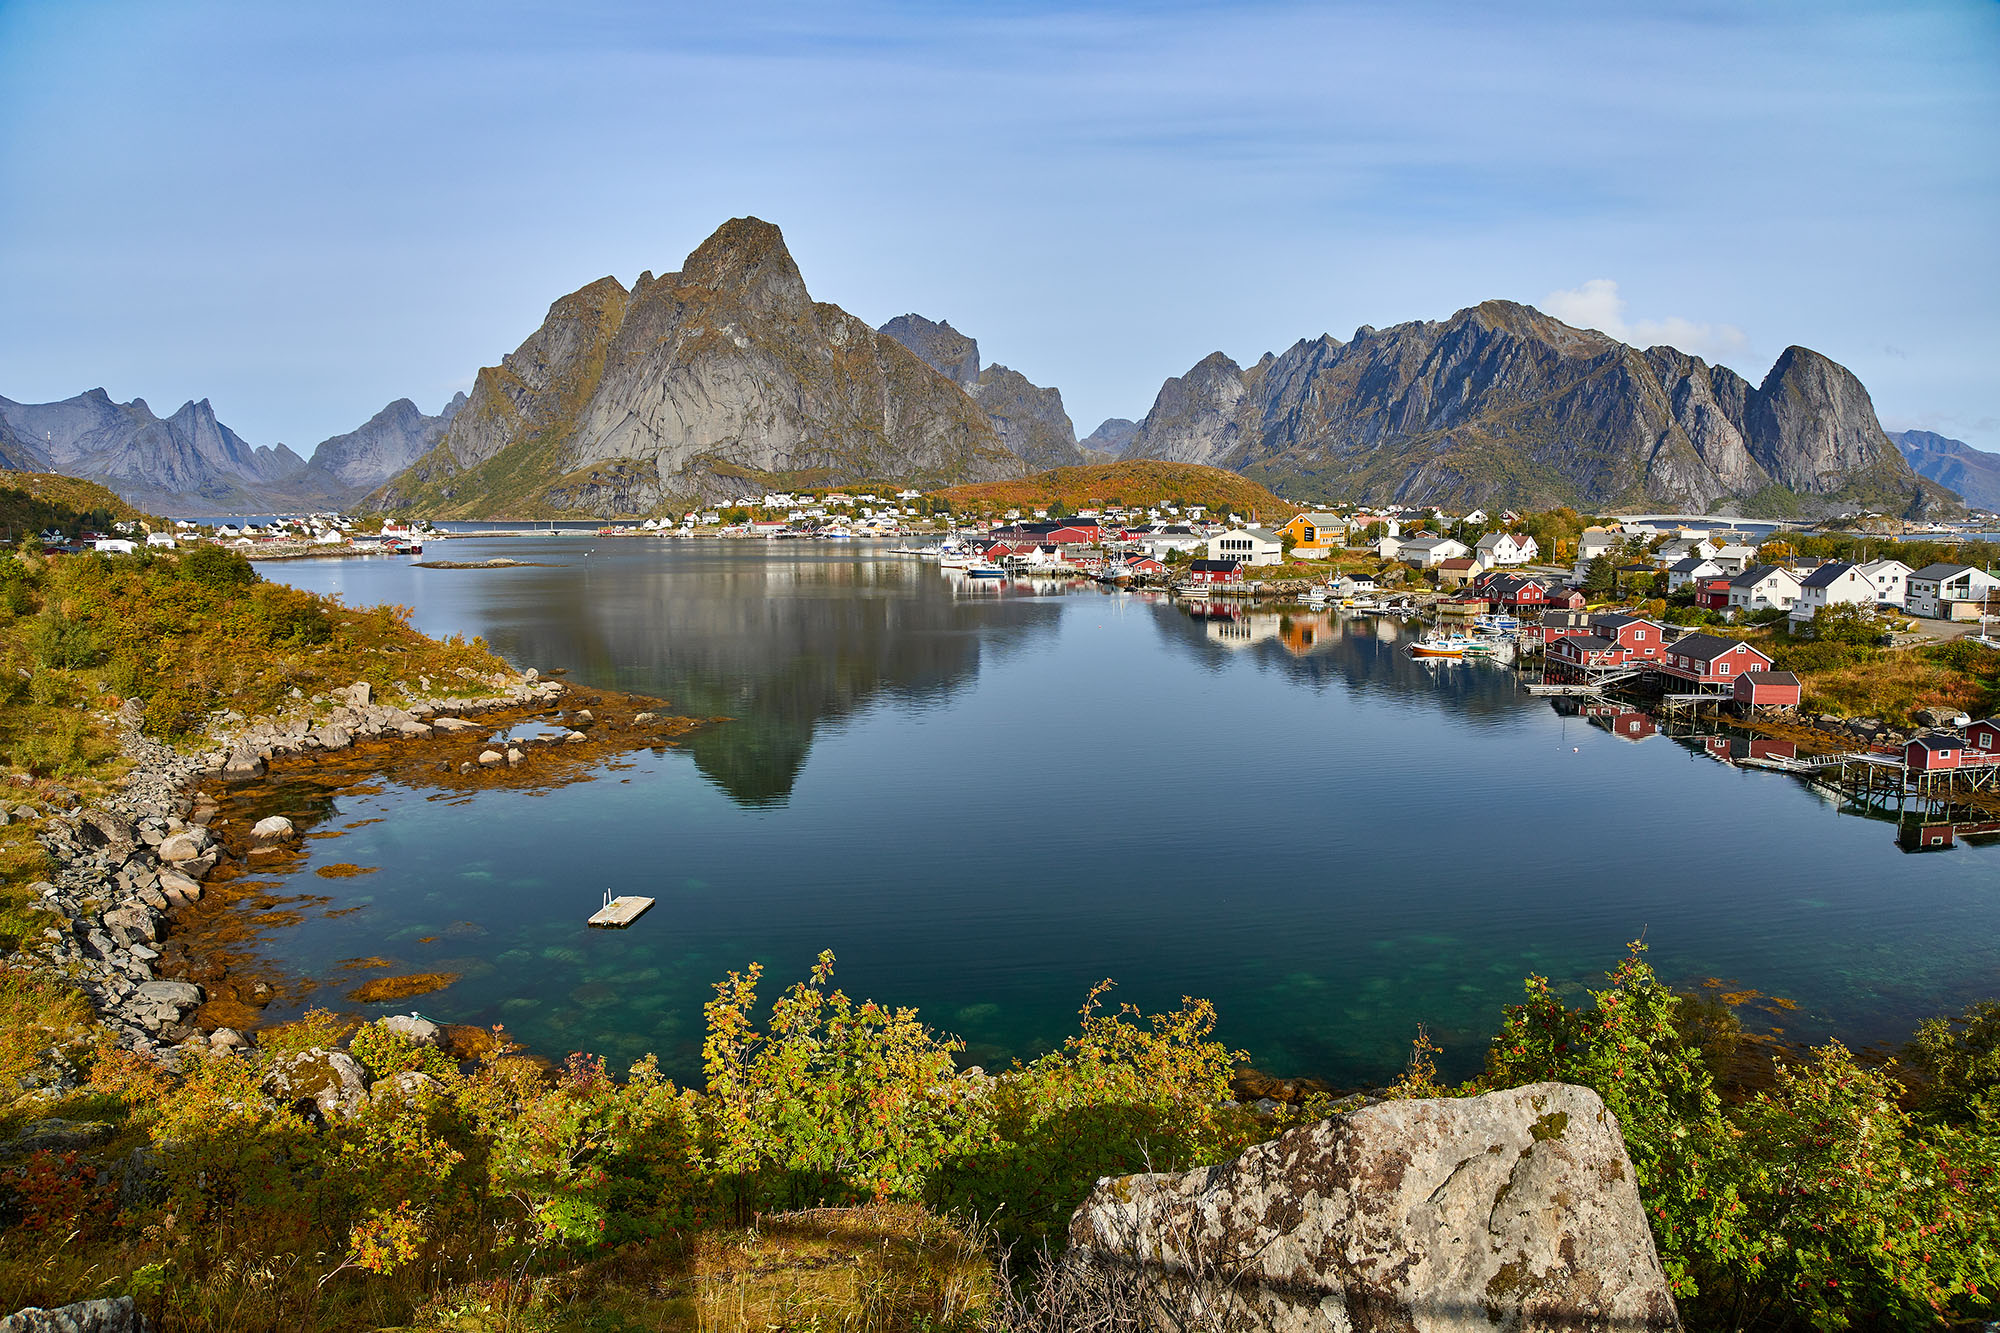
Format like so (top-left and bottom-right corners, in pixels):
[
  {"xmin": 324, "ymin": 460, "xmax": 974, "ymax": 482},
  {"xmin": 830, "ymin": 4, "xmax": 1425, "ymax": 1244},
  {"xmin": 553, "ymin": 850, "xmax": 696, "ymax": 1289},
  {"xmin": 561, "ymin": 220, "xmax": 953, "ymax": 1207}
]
[
  {"xmin": 964, "ymin": 562, "xmax": 1006, "ymax": 579},
  {"xmin": 1409, "ymin": 632, "xmax": 1487, "ymax": 659}
]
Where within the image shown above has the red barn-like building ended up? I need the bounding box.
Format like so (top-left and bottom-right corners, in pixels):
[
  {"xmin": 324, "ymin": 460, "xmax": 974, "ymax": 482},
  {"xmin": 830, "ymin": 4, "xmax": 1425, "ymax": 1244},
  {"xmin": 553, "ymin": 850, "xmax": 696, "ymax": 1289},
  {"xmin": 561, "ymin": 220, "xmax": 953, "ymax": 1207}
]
[{"xmin": 1733, "ymin": 670, "xmax": 1801, "ymax": 709}]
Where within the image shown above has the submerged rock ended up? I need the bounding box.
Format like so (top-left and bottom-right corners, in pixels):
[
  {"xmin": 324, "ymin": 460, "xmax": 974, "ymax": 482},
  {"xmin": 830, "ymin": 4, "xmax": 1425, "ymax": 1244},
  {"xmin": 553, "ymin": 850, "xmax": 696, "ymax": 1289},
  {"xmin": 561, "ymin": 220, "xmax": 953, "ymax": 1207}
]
[{"xmin": 1067, "ymin": 1082, "xmax": 1680, "ymax": 1332}]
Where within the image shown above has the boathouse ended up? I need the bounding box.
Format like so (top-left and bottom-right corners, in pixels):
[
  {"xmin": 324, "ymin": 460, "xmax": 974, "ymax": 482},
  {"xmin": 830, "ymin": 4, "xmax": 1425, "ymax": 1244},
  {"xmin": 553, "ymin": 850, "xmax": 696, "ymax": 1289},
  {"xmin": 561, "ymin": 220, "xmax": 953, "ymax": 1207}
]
[
  {"xmin": 1586, "ymin": 614, "xmax": 1668, "ymax": 662},
  {"xmin": 1537, "ymin": 609, "xmax": 1594, "ymax": 647},
  {"xmin": 1969, "ymin": 718, "xmax": 2000, "ymax": 755},
  {"xmin": 1660, "ymin": 633, "xmax": 1774, "ymax": 686},
  {"xmin": 1905, "ymin": 734, "xmax": 1964, "ymax": 772},
  {"xmin": 1187, "ymin": 559, "xmax": 1244, "ymax": 585},
  {"xmin": 1733, "ymin": 670, "xmax": 1801, "ymax": 710}
]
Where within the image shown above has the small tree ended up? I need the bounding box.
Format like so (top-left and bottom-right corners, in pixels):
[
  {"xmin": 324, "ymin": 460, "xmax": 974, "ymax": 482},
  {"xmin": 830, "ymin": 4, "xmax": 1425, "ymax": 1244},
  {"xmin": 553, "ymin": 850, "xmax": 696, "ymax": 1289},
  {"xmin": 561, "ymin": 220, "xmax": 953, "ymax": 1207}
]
[{"xmin": 1583, "ymin": 555, "xmax": 1617, "ymax": 598}]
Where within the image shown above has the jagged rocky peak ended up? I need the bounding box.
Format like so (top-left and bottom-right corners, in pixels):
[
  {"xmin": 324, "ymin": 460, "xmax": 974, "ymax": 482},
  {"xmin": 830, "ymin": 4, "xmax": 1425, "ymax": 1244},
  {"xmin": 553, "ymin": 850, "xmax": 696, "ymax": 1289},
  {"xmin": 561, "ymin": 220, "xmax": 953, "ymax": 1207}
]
[
  {"xmin": 679, "ymin": 215, "xmax": 809, "ymax": 314},
  {"xmin": 369, "ymin": 217, "xmax": 1021, "ymax": 517},
  {"xmin": 1119, "ymin": 299, "xmax": 1943, "ymax": 515},
  {"xmin": 966, "ymin": 364, "xmax": 1081, "ymax": 470},
  {"xmin": 1082, "ymin": 418, "xmax": 1141, "ymax": 456},
  {"xmin": 879, "ymin": 314, "xmax": 981, "ymax": 387},
  {"xmin": 1895, "ymin": 428, "xmax": 2000, "ymax": 510}
]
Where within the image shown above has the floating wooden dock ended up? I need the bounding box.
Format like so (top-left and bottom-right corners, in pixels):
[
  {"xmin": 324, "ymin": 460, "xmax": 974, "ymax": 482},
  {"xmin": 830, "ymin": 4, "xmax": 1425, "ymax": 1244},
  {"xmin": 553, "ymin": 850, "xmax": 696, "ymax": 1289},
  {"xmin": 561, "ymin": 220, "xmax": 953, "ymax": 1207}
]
[{"xmin": 588, "ymin": 895, "xmax": 655, "ymax": 928}]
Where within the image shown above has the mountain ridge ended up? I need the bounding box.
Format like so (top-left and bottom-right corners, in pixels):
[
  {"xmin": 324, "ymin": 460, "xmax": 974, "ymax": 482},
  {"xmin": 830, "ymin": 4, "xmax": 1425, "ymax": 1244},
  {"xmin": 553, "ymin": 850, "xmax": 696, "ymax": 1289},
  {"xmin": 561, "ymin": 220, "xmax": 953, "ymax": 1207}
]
[
  {"xmin": 370, "ymin": 219, "xmax": 1024, "ymax": 517},
  {"xmin": 1123, "ymin": 300, "xmax": 1954, "ymax": 517},
  {"xmin": 1892, "ymin": 429, "xmax": 2000, "ymax": 512}
]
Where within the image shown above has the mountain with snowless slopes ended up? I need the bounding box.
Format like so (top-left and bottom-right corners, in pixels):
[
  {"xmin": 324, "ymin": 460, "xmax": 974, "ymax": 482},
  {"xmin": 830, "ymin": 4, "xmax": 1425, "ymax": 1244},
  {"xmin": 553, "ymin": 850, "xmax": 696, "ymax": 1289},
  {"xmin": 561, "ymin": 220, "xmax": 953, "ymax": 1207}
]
[
  {"xmin": 1119, "ymin": 301, "xmax": 1954, "ymax": 517},
  {"xmin": 369, "ymin": 219, "xmax": 1023, "ymax": 517},
  {"xmin": 0, "ymin": 389, "xmax": 465, "ymax": 514},
  {"xmin": 877, "ymin": 313, "xmax": 1084, "ymax": 472},
  {"xmin": 1893, "ymin": 429, "xmax": 2000, "ymax": 512}
]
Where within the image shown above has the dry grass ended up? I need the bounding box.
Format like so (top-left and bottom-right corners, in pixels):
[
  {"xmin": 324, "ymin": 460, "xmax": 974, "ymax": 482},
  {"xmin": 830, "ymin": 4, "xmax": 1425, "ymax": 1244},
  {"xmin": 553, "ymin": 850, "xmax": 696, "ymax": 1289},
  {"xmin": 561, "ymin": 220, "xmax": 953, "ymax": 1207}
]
[{"xmin": 1796, "ymin": 649, "xmax": 1993, "ymax": 725}]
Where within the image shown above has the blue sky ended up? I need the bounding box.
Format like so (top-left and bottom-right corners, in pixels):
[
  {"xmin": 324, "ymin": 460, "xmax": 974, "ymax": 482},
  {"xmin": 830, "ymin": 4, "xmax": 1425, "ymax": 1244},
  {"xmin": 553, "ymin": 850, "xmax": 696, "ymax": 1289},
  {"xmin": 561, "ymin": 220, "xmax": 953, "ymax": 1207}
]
[{"xmin": 2, "ymin": 0, "xmax": 1995, "ymax": 454}]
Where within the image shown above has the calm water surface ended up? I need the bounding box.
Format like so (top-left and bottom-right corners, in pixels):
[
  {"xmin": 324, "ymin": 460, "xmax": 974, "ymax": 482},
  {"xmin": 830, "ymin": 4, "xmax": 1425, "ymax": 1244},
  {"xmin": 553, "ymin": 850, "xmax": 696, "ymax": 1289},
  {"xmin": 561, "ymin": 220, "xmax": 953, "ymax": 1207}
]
[{"xmin": 233, "ymin": 539, "xmax": 2000, "ymax": 1085}]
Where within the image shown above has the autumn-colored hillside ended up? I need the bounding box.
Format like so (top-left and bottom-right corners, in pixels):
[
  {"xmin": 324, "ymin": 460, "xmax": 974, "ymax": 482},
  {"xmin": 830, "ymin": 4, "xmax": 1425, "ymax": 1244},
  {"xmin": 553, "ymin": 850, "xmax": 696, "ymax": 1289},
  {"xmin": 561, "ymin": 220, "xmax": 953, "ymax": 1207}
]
[
  {"xmin": 937, "ymin": 461, "xmax": 1289, "ymax": 520},
  {"xmin": 0, "ymin": 472, "xmax": 151, "ymax": 537}
]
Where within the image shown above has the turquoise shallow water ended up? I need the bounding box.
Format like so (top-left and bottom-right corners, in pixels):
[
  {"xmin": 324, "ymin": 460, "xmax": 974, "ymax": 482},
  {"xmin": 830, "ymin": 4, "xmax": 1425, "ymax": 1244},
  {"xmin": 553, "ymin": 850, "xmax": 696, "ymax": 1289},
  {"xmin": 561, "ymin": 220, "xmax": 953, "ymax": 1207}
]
[{"xmin": 223, "ymin": 539, "xmax": 2000, "ymax": 1085}]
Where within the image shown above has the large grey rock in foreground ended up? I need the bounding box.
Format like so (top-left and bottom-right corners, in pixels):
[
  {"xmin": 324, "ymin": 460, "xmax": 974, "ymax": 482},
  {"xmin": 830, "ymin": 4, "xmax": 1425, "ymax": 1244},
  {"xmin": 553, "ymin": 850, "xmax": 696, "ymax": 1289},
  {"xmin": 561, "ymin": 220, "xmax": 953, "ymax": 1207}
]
[
  {"xmin": 1067, "ymin": 1082, "xmax": 1679, "ymax": 1332},
  {"xmin": 0, "ymin": 1296, "xmax": 151, "ymax": 1333}
]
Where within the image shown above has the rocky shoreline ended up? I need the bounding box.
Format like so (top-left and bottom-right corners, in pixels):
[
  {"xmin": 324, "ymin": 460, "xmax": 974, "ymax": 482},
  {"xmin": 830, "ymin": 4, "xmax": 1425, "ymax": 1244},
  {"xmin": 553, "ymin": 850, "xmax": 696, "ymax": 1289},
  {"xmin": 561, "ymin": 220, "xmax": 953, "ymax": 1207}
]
[{"xmin": 16, "ymin": 670, "xmax": 569, "ymax": 1063}]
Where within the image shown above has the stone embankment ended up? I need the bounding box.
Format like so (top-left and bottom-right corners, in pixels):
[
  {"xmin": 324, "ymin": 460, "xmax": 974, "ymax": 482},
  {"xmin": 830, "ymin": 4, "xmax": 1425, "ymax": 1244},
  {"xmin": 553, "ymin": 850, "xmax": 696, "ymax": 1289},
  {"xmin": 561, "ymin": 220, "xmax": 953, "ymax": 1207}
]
[{"xmin": 18, "ymin": 672, "xmax": 564, "ymax": 1060}]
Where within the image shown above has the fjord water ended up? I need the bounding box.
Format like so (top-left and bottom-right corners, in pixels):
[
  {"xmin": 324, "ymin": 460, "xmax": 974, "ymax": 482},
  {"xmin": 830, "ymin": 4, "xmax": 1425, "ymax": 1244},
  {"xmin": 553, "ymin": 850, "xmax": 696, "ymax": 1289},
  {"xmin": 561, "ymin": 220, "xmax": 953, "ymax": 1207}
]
[{"xmin": 246, "ymin": 540, "xmax": 2000, "ymax": 1085}]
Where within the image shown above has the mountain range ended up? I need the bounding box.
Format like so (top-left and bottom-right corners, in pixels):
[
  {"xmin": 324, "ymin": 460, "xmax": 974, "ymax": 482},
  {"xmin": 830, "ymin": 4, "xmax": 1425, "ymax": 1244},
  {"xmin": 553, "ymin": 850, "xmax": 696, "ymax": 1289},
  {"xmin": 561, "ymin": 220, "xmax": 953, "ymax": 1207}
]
[
  {"xmin": 1114, "ymin": 302, "xmax": 1953, "ymax": 518},
  {"xmin": 0, "ymin": 389, "xmax": 463, "ymax": 514},
  {"xmin": 1891, "ymin": 430, "xmax": 2000, "ymax": 512},
  {"xmin": 2, "ymin": 215, "xmax": 1978, "ymax": 520}
]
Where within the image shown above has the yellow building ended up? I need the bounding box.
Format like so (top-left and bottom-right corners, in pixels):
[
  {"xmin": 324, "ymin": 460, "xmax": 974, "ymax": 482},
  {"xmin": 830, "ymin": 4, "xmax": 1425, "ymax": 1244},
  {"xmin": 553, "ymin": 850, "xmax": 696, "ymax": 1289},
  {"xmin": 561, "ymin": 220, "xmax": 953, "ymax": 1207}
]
[{"xmin": 1278, "ymin": 512, "xmax": 1345, "ymax": 556}]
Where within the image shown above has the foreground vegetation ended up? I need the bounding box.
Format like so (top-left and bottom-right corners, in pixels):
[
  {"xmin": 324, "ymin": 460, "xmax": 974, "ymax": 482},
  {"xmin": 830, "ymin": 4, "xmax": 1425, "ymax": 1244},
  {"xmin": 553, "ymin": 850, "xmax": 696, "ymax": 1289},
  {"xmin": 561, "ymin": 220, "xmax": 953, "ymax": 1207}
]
[{"xmin": 0, "ymin": 947, "xmax": 1994, "ymax": 1331}]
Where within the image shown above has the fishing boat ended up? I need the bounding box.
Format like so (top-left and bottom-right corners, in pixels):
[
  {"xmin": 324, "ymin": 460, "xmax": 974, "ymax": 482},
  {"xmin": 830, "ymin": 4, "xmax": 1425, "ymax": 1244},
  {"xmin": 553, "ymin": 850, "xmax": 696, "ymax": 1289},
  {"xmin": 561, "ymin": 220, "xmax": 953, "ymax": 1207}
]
[
  {"xmin": 964, "ymin": 562, "xmax": 1006, "ymax": 579},
  {"xmin": 1408, "ymin": 631, "xmax": 1481, "ymax": 658}
]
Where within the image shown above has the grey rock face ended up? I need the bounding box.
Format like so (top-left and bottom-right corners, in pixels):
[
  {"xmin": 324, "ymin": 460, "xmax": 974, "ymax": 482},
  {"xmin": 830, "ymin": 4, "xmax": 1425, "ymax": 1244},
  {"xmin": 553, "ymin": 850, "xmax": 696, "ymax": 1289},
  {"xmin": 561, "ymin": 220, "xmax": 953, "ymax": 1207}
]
[
  {"xmin": 1123, "ymin": 301, "xmax": 1937, "ymax": 515},
  {"xmin": 1067, "ymin": 1082, "xmax": 1680, "ymax": 1333},
  {"xmin": 372, "ymin": 218, "xmax": 1022, "ymax": 515},
  {"xmin": 263, "ymin": 1048, "xmax": 370, "ymax": 1121},
  {"xmin": 0, "ymin": 1296, "xmax": 151, "ymax": 1333},
  {"xmin": 282, "ymin": 394, "xmax": 466, "ymax": 502},
  {"xmin": 967, "ymin": 365, "xmax": 1082, "ymax": 470},
  {"xmin": 1082, "ymin": 417, "xmax": 1142, "ymax": 457},
  {"xmin": 879, "ymin": 313, "xmax": 981, "ymax": 386}
]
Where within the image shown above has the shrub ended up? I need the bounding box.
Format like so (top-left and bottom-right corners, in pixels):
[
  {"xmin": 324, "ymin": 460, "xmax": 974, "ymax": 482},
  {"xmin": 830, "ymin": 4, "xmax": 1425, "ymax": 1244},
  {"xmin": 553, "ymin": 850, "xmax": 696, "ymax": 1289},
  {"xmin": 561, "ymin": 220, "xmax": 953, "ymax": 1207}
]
[{"xmin": 28, "ymin": 608, "xmax": 101, "ymax": 669}]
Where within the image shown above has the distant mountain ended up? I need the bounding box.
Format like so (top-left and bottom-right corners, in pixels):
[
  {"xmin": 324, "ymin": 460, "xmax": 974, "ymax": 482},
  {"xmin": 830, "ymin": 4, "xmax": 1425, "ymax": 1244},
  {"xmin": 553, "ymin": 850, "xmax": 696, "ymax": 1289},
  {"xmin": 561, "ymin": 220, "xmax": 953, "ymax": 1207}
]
[
  {"xmin": 1082, "ymin": 418, "xmax": 1142, "ymax": 457},
  {"xmin": 1892, "ymin": 430, "xmax": 2000, "ymax": 511},
  {"xmin": 372, "ymin": 219, "xmax": 1022, "ymax": 517},
  {"xmin": 1124, "ymin": 302, "xmax": 1956, "ymax": 517},
  {"xmin": 281, "ymin": 394, "xmax": 466, "ymax": 506},
  {"xmin": 0, "ymin": 388, "xmax": 471, "ymax": 514},
  {"xmin": 879, "ymin": 313, "xmax": 1084, "ymax": 470},
  {"xmin": 0, "ymin": 389, "xmax": 305, "ymax": 512}
]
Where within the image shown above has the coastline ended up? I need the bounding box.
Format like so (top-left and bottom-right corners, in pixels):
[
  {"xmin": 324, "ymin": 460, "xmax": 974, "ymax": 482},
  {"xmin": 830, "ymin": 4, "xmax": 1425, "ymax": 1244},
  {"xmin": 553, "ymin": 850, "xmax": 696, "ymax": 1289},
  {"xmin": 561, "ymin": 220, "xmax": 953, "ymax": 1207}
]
[{"xmin": 14, "ymin": 668, "xmax": 637, "ymax": 1062}]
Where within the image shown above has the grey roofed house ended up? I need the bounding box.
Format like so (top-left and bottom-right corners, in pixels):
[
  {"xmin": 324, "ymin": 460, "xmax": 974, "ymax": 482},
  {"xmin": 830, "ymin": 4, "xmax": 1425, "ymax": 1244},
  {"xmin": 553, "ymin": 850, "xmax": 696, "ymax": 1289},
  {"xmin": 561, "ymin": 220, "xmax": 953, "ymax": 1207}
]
[
  {"xmin": 1664, "ymin": 632, "xmax": 1745, "ymax": 660},
  {"xmin": 1798, "ymin": 562, "xmax": 1859, "ymax": 589},
  {"xmin": 1242, "ymin": 526, "xmax": 1282, "ymax": 543},
  {"xmin": 1738, "ymin": 670, "xmax": 1800, "ymax": 687},
  {"xmin": 1555, "ymin": 634, "xmax": 1617, "ymax": 653},
  {"xmin": 1667, "ymin": 556, "xmax": 1713, "ymax": 574},
  {"xmin": 1729, "ymin": 564, "xmax": 1787, "ymax": 587},
  {"xmin": 1911, "ymin": 562, "xmax": 1979, "ymax": 580}
]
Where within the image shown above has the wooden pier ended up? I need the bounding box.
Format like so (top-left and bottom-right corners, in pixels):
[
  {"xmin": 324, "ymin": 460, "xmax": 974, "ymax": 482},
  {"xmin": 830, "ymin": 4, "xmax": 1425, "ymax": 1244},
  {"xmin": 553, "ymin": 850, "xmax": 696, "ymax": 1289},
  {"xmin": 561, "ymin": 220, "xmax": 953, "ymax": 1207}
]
[{"xmin": 588, "ymin": 894, "xmax": 656, "ymax": 928}]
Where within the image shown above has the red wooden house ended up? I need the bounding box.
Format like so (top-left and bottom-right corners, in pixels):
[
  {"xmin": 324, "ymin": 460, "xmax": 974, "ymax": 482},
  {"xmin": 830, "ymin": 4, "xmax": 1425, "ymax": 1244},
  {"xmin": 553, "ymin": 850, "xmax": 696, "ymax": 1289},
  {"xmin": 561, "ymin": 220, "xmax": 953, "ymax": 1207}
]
[
  {"xmin": 1733, "ymin": 670, "xmax": 1801, "ymax": 709},
  {"xmin": 1659, "ymin": 633, "xmax": 1774, "ymax": 686},
  {"xmin": 1117, "ymin": 554, "xmax": 1166, "ymax": 576},
  {"xmin": 1476, "ymin": 573, "xmax": 1552, "ymax": 612},
  {"xmin": 1587, "ymin": 614, "xmax": 1668, "ymax": 663},
  {"xmin": 1966, "ymin": 718, "xmax": 2000, "ymax": 757},
  {"xmin": 1187, "ymin": 559, "xmax": 1243, "ymax": 585},
  {"xmin": 1694, "ymin": 577, "xmax": 1733, "ymax": 611},
  {"xmin": 1537, "ymin": 609, "xmax": 1594, "ymax": 647},
  {"xmin": 1905, "ymin": 735, "xmax": 1964, "ymax": 772}
]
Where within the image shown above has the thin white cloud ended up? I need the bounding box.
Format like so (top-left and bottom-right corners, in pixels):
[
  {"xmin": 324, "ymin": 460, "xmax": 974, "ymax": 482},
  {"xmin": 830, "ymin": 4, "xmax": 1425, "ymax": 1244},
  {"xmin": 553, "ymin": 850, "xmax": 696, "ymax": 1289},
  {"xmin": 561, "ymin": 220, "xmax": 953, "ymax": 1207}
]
[{"xmin": 1542, "ymin": 279, "xmax": 1748, "ymax": 365}]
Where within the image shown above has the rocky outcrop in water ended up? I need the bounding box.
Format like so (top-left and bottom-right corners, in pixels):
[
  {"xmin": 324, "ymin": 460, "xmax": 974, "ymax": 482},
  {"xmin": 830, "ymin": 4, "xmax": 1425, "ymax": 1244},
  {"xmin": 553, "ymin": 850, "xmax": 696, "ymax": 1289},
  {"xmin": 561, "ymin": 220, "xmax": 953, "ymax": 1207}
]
[
  {"xmin": 1067, "ymin": 1082, "xmax": 1681, "ymax": 1332},
  {"xmin": 1124, "ymin": 301, "xmax": 1951, "ymax": 516},
  {"xmin": 1894, "ymin": 428, "xmax": 2000, "ymax": 510},
  {"xmin": 371, "ymin": 219, "xmax": 1022, "ymax": 517}
]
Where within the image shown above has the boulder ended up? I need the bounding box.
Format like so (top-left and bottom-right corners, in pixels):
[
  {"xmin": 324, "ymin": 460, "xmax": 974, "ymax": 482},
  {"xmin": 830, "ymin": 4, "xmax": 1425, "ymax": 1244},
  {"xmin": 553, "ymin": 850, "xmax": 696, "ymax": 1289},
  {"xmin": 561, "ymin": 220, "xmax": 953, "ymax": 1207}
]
[
  {"xmin": 75, "ymin": 810, "xmax": 136, "ymax": 852},
  {"xmin": 0, "ymin": 1118, "xmax": 115, "ymax": 1160},
  {"xmin": 505, "ymin": 747, "xmax": 524, "ymax": 765},
  {"xmin": 312, "ymin": 725, "xmax": 353, "ymax": 750},
  {"xmin": 369, "ymin": 1070, "xmax": 442, "ymax": 1109},
  {"xmin": 431, "ymin": 717, "xmax": 478, "ymax": 733},
  {"xmin": 477, "ymin": 749, "xmax": 504, "ymax": 766},
  {"xmin": 1066, "ymin": 1082, "xmax": 1680, "ymax": 1333},
  {"xmin": 249, "ymin": 816, "xmax": 296, "ymax": 843},
  {"xmin": 221, "ymin": 751, "xmax": 266, "ymax": 780},
  {"xmin": 132, "ymin": 980, "xmax": 202, "ymax": 1013},
  {"xmin": 156, "ymin": 829, "xmax": 213, "ymax": 863},
  {"xmin": 378, "ymin": 1014, "xmax": 441, "ymax": 1046},
  {"xmin": 263, "ymin": 1048, "xmax": 370, "ymax": 1121},
  {"xmin": 0, "ymin": 1295, "xmax": 151, "ymax": 1333},
  {"xmin": 344, "ymin": 682, "xmax": 373, "ymax": 708}
]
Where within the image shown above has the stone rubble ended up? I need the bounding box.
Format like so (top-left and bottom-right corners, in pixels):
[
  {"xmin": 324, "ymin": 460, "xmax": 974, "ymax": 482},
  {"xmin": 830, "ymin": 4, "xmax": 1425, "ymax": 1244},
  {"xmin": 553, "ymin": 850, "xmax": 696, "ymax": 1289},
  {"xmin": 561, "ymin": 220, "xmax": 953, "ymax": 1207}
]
[{"xmin": 16, "ymin": 674, "xmax": 565, "ymax": 1059}]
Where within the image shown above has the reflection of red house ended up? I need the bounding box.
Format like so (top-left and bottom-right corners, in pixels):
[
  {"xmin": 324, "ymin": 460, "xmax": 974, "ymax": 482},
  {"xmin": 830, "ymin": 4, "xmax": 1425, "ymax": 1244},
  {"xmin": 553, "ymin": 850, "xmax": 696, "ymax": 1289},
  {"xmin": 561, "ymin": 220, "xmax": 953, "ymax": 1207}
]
[
  {"xmin": 1604, "ymin": 710, "xmax": 1656, "ymax": 742},
  {"xmin": 1733, "ymin": 670, "xmax": 1801, "ymax": 709},
  {"xmin": 1747, "ymin": 739, "xmax": 1797, "ymax": 762}
]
